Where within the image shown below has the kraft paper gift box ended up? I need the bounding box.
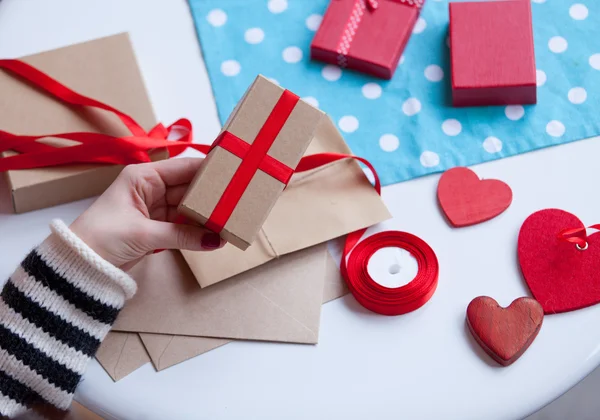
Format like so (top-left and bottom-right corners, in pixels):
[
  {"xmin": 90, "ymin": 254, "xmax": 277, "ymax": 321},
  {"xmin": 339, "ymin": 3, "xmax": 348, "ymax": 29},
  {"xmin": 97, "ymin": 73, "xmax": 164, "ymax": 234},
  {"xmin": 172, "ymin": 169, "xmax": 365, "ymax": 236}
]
[
  {"xmin": 311, "ymin": 0, "xmax": 425, "ymax": 79},
  {"xmin": 179, "ymin": 75, "xmax": 324, "ymax": 250},
  {"xmin": 183, "ymin": 115, "xmax": 391, "ymax": 288},
  {"xmin": 449, "ymin": 0, "xmax": 536, "ymax": 107},
  {"xmin": 97, "ymin": 246, "xmax": 348, "ymax": 379},
  {"xmin": 0, "ymin": 33, "xmax": 166, "ymax": 213}
]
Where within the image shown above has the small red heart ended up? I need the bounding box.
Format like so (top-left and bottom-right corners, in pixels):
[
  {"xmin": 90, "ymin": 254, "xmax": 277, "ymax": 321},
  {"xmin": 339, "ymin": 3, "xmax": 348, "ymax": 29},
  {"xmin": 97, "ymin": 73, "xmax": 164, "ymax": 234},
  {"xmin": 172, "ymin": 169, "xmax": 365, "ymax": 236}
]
[
  {"xmin": 518, "ymin": 209, "xmax": 600, "ymax": 314},
  {"xmin": 437, "ymin": 167, "xmax": 512, "ymax": 227},
  {"xmin": 467, "ymin": 296, "xmax": 544, "ymax": 366}
]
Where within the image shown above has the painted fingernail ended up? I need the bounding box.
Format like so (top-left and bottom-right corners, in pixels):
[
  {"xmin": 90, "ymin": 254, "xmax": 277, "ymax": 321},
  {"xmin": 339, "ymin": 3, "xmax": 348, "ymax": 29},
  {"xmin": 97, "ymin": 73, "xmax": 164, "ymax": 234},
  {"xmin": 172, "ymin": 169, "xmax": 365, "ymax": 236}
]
[{"xmin": 201, "ymin": 233, "xmax": 222, "ymax": 249}]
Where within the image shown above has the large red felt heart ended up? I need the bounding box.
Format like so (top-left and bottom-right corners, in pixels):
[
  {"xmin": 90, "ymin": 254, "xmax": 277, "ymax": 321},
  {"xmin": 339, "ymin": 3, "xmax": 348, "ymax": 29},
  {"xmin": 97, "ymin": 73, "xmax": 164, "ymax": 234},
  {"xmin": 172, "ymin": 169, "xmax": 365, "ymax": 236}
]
[
  {"xmin": 437, "ymin": 167, "xmax": 512, "ymax": 227},
  {"xmin": 518, "ymin": 209, "xmax": 600, "ymax": 314},
  {"xmin": 467, "ymin": 296, "xmax": 544, "ymax": 366}
]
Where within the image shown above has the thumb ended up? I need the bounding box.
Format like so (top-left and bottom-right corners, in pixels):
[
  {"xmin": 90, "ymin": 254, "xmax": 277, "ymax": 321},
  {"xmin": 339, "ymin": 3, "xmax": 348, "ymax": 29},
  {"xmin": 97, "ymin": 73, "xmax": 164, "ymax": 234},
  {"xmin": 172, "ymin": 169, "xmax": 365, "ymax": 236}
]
[{"xmin": 146, "ymin": 221, "xmax": 226, "ymax": 251}]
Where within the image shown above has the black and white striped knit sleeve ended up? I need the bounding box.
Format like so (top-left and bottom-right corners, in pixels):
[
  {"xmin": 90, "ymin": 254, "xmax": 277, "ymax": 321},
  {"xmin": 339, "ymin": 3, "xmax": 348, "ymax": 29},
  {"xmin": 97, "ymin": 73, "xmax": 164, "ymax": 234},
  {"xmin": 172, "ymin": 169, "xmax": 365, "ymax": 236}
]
[{"xmin": 0, "ymin": 219, "xmax": 137, "ymax": 418}]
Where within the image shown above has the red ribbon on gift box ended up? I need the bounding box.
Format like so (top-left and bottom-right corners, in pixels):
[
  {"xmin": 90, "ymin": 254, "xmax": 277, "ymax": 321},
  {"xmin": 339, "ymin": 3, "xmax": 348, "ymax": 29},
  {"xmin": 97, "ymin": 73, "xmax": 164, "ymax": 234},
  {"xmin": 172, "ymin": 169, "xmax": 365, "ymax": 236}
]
[
  {"xmin": 0, "ymin": 59, "xmax": 207, "ymax": 171},
  {"xmin": 335, "ymin": 0, "xmax": 424, "ymax": 68},
  {"xmin": 204, "ymin": 91, "xmax": 299, "ymax": 234},
  {"xmin": 0, "ymin": 59, "xmax": 438, "ymax": 316}
]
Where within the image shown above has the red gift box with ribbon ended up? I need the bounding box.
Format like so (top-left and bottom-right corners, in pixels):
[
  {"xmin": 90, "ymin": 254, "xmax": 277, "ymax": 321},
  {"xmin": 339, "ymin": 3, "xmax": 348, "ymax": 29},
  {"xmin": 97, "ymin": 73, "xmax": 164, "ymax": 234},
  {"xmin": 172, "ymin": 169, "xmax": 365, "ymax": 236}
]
[
  {"xmin": 311, "ymin": 0, "xmax": 424, "ymax": 79},
  {"xmin": 179, "ymin": 75, "xmax": 324, "ymax": 251},
  {"xmin": 0, "ymin": 35, "xmax": 173, "ymax": 213}
]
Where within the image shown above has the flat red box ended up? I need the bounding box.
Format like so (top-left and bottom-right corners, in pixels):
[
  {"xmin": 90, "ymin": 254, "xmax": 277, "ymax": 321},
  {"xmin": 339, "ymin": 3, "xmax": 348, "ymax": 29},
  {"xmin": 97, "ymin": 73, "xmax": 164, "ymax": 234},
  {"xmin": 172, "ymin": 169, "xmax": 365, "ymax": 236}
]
[
  {"xmin": 311, "ymin": 0, "xmax": 422, "ymax": 80},
  {"xmin": 449, "ymin": 0, "xmax": 536, "ymax": 107}
]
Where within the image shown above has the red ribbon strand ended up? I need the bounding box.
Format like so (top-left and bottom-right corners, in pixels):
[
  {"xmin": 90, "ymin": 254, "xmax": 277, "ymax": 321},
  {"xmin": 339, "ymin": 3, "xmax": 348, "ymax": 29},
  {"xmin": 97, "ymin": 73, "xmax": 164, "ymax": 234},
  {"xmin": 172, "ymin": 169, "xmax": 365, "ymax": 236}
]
[
  {"xmin": 558, "ymin": 224, "xmax": 600, "ymax": 248},
  {"xmin": 0, "ymin": 59, "xmax": 206, "ymax": 172},
  {"xmin": 210, "ymin": 132, "xmax": 294, "ymax": 185},
  {"xmin": 295, "ymin": 153, "xmax": 438, "ymax": 316},
  {"xmin": 0, "ymin": 59, "xmax": 439, "ymax": 316}
]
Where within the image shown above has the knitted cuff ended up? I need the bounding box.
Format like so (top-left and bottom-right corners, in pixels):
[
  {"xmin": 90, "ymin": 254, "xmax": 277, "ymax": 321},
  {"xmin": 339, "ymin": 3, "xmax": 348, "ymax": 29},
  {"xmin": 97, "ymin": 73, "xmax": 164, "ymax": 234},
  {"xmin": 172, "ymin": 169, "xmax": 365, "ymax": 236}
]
[
  {"xmin": 44, "ymin": 220, "xmax": 137, "ymax": 301},
  {"xmin": 0, "ymin": 220, "xmax": 137, "ymax": 417}
]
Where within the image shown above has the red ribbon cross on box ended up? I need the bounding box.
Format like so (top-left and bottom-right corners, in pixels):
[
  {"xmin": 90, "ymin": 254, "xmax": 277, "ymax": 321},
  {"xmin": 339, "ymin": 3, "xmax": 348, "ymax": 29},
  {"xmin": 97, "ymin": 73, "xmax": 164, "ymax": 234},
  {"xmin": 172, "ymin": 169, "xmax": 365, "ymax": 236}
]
[{"xmin": 204, "ymin": 90, "xmax": 299, "ymax": 234}]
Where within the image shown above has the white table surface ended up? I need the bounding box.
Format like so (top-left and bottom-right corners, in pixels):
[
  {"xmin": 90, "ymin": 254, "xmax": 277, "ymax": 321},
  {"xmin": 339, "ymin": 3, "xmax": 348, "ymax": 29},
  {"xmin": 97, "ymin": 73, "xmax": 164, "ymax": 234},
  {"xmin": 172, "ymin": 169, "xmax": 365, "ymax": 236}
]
[{"xmin": 1, "ymin": 1, "xmax": 599, "ymax": 419}]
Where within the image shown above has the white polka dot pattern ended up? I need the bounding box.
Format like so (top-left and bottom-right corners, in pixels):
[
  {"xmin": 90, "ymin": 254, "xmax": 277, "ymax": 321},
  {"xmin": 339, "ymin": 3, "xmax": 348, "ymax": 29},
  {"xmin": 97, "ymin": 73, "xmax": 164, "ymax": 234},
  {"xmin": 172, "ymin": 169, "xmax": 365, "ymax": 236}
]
[
  {"xmin": 193, "ymin": 0, "xmax": 600, "ymax": 187},
  {"xmin": 546, "ymin": 120, "xmax": 566, "ymax": 137},
  {"xmin": 505, "ymin": 106, "xmax": 525, "ymax": 121},
  {"xmin": 220, "ymin": 60, "xmax": 240, "ymax": 76},
  {"xmin": 362, "ymin": 83, "xmax": 382, "ymax": 99},
  {"xmin": 379, "ymin": 134, "xmax": 400, "ymax": 152},
  {"xmin": 282, "ymin": 46, "xmax": 303, "ymax": 63},
  {"xmin": 268, "ymin": 0, "xmax": 287, "ymax": 14},
  {"xmin": 245, "ymin": 28, "xmax": 264, "ymax": 44},
  {"xmin": 442, "ymin": 119, "xmax": 461, "ymax": 136},
  {"xmin": 483, "ymin": 137, "xmax": 503, "ymax": 154},
  {"xmin": 420, "ymin": 151, "xmax": 440, "ymax": 167},
  {"xmin": 548, "ymin": 36, "xmax": 568, "ymax": 53},
  {"xmin": 207, "ymin": 9, "xmax": 227, "ymax": 27},
  {"xmin": 339, "ymin": 116, "xmax": 359, "ymax": 133}
]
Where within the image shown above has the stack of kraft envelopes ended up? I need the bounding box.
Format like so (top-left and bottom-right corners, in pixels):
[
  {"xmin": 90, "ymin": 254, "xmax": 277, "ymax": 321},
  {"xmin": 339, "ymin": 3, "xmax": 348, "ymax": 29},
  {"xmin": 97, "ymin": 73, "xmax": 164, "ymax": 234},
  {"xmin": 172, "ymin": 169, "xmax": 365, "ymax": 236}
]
[
  {"xmin": 28, "ymin": 38, "xmax": 390, "ymax": 379},
  {"xmin": 98, "ymin": 113, "xmax": 390, "ymax": 378},
  {"xmin": 0, "ymin": 33, "xmax": 390, "ymax": 380}
]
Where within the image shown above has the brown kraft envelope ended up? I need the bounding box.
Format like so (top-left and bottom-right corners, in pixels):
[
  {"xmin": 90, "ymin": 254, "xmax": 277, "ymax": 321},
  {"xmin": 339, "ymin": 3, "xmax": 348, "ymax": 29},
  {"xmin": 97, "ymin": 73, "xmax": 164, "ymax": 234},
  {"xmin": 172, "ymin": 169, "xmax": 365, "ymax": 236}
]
[
  {"xmin": 182, "ymin": 115, "xmax": 391, "ymax": 288},
  {"xmin": 97, "ymin": 252, "xmax": 347, "ymax": 378},
  {"xmin": 180, "ymin": 75, "xmax": 324, "ymax": 250},
  {"xmin": 0, "ymin": 33, "xmax": 166, "ymax": 213},
  {"xmin": 113, "ymin": 244, "xmax": 329, "ymax": 343},
  {"xmin": 139, "ymin": 254, "xmax": 348, "ymax": 372}
]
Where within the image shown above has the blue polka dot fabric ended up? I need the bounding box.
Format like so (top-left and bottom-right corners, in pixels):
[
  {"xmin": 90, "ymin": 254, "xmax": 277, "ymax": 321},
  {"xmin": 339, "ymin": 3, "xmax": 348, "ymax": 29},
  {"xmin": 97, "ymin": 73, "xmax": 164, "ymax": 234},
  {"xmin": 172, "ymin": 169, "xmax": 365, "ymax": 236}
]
[{"xmin": 189, "ymin": 0, "xmax": 600, "ymax": 186}]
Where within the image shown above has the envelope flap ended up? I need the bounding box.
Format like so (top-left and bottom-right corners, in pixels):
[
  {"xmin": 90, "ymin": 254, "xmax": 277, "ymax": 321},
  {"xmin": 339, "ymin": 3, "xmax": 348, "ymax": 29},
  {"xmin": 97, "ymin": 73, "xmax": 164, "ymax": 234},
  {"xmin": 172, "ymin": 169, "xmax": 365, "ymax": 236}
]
[
  {"xmin": 95, "ymin": 332, "xmax": 150, "ymax": 381},
  {"xmin": 102, "ymin": 253, "xmax": 350, "ymax": 379},
  {"xmin": 139, "ymin": 334, "xmax": 230, "ymax": 371}
]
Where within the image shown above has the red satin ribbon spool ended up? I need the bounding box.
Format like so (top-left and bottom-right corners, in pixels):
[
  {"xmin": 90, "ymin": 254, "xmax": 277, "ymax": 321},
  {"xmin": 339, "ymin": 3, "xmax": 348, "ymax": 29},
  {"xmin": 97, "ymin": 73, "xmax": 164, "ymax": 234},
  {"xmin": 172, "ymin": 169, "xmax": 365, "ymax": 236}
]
[
  {"xmin": 342, "ymin": 231, "xmax": 438, "ymax": 315},
  {"xmin": 295, "ymin": 153, "xmax": 438, "ymax": 316}
]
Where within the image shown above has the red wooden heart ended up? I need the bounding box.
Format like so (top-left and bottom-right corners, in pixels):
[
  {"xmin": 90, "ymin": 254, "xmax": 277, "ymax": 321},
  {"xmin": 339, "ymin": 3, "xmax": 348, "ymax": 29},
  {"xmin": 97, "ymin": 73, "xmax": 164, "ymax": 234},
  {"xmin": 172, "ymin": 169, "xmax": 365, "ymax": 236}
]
[
  {"xmin": 467, "ymin": 296, "xmax": 544, "ymax": 366},
  {"xmin": 437, "ymin": 167, "xmax": 512, "ymax": 227},
  {"xmin": 518, "ymin": 209, "xmax": 600, "ymax": 314}
]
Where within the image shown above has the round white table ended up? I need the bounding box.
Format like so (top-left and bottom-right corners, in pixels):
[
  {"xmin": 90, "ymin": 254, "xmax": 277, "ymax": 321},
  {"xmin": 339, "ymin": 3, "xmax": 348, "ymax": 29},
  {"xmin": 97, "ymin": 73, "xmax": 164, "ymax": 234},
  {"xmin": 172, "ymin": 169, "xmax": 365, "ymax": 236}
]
[{"xmin": 1, "ymin": 1, "xmax": 599, "ymax": 419}]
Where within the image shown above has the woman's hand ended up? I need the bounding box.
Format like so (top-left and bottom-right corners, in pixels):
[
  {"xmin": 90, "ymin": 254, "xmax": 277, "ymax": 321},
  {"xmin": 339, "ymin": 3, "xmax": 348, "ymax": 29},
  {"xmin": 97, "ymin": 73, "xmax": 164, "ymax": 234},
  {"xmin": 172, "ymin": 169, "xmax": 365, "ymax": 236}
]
[{"xmin": 70, "ymin": 158, "xmax": 225, "ymax": 270}]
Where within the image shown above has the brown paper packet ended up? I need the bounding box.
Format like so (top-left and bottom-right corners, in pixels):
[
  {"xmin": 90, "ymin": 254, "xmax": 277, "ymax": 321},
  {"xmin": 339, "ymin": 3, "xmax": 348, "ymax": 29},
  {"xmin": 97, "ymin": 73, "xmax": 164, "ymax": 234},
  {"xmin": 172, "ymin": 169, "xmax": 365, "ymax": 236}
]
[
  {"xmin": 0, "ymin": 33, "xmax": 165, "ymax": 213},
  {"xmin": 180, "ymin": 75, "xmax": 324, "ymax": 250}
]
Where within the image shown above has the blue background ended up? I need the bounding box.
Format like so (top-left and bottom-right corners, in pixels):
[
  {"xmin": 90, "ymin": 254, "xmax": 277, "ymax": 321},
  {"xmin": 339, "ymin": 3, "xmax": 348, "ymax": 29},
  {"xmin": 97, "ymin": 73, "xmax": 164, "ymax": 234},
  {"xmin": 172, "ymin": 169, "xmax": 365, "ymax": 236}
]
[{"xmin": 190, "ymin": 0, "xmax": 600, "ymax": 186}]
